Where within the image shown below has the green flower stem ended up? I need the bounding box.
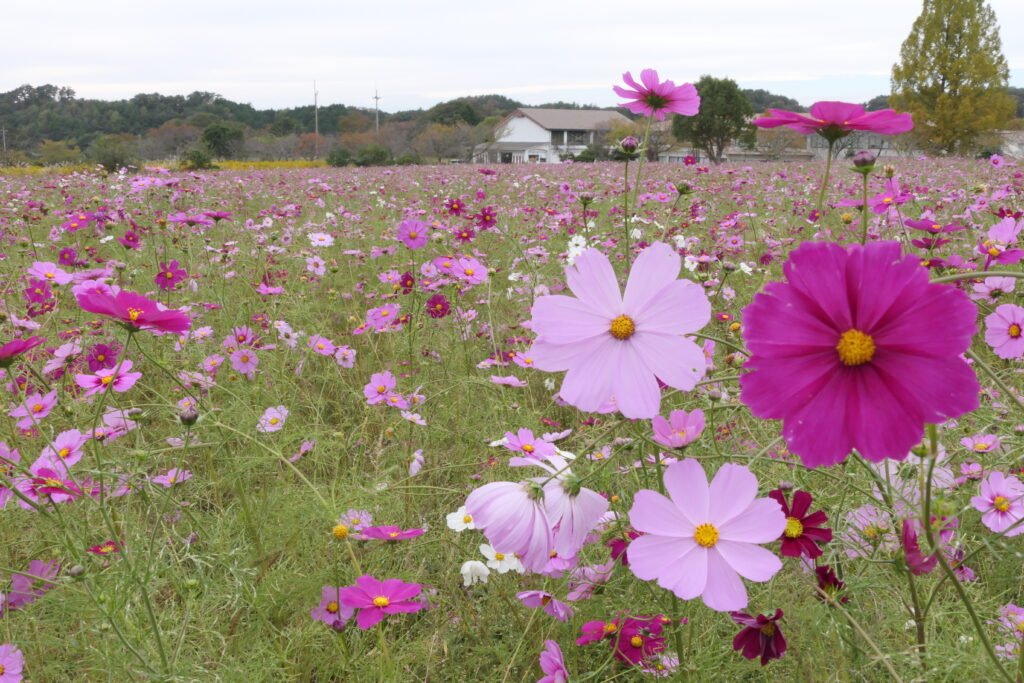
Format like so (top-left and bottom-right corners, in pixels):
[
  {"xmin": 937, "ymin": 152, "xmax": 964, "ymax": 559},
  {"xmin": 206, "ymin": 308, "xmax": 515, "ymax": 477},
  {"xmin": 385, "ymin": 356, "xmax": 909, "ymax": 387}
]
[
  {"xmin": 815, "ymin": 140, "xmax": 836, "ymax": 215},
  {"xmin": 689, "ymin": 332, "xmax": 749, "ymax": 357},
  {"xmin": 929, "ymin": 270, "xmax": 1024, "ymax": 284},
  {"xmin": 860, "ymin": 172, "xmax": 871, "ymax": 245},
  {"xmin": 622, "ymin": 158, "xmax": 631, "ymax": 265}
]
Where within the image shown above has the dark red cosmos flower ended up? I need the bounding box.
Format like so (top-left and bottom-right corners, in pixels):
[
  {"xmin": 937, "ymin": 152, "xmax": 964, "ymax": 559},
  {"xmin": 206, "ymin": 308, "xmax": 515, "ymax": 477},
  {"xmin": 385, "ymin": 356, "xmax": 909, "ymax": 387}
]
[
  {"xmin": 0, "ymin": 336, "xmax": 45, "ymax": 369},
  {"xmin": 768, "ymin": 489, "xmax": 832, "ymax": 559},
  {"xmin": 76, "ymin": 288, "xmax": 191, "ymax": 334},
  {"xmin": 399, "ymin": 271, "xmax": 415, "ymax": 294},
  {"xmin": 730, "ymin": 609, "xmax": 787, "ymax": 666},
  {"xmin": 814, "ymin": 565, "xmax": 849, "ymax": 604},
  {"xmin": 425, "ymin": 294, "xmax": 451, "ymax": 319}
]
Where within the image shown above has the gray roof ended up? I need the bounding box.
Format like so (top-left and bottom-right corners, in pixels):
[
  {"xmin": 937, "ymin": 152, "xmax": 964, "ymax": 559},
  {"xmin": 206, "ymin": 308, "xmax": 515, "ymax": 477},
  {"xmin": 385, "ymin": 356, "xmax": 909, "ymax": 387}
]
[{"xmin": 513, "ymin": 108, "xmax": 632, "ymax": 131}]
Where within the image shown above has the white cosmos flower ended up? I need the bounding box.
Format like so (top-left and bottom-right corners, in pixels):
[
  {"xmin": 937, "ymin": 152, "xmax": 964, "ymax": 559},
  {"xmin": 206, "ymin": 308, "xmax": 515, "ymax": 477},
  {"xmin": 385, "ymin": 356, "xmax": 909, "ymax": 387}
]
[
  {"xmin": 460, "ymin": 560, "xmax": 490, "ymax": 587},
  {"xmin": 479, "ymin": 544, "xmax": 524, "ymax": 574},
  {"xmin": 446, "ymin": 506, "xmax": 476, "ymax": 532}
]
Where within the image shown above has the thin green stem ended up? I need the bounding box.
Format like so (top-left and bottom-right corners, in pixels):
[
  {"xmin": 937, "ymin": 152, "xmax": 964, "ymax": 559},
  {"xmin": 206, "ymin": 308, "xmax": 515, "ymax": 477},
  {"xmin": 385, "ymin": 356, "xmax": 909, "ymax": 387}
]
[
  {"xmin": 815, "ymin": 140, "xmax": 836, "ymax": 215},
  {"xmin": 860, "ymin": 172, "xmax": 870, "ymax": 245}
]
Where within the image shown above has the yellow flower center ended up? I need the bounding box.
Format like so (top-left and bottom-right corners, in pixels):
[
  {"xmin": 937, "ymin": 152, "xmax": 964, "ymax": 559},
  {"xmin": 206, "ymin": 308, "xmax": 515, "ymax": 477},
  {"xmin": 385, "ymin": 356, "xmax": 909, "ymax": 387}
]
[
  {"xmin": 269, "ymin": 417, "xmax": 279, "ymax": 425},
  {"xmin": 693, "ymin": 523, "xmax": 719, "ymax": 548},
  {"xmin": 863, "ymin": 525, "xmax": 880, "ymax": 539},
  {"xmin": 44, "ymin": 477, "xmax": 62, "ymax": 488},
  {"xmin": 494, "ymin": 552, "xmax": 505, "ymax": 561},
  {"xmin": 327, "ymin": 601, "xmax": 339, "ymax": 614},
  {"xmin": 522, "ymin": 444, "xmax": 535, "ymax": 453},
  {"xmin": 97, "ymin": 354, "xmax": 105, "ymax": 361},
  {"xmin": 32, "ymin": 403, "xmax": 44, "ymax": 413},
  {"xmin": 761, "ymin": 623, "xmax": 777, "ymax": 637},
  {"xmin": 609, "ymin": 314, "xmax": 636, "ymax": 340},
  {"xmin": 351, "ymin": 518, "xmax": 361, "ymax": 525},
  {"xmin": 836, "ymin": 329, "xmax": 875, "ymax": 366},
  {"xmin": 388, "ymin": 531, "xmax": 400, "ymax": 538},
  {"xmin": 101, "ymin": 375, "xmax": 114, "ymax": 385},
  {"xmin": 165, "ymin": 271, "xmax": 174, "ymax": 279},
  {"xmin": 1010, "ymin": 324, "xmax": 1022, "ymax": 338},
  {"xmin": 994, "ymin": 496, "xmax": 1011, "ymax": 513},
  {"xmin": 408, "ymin": 231, "xmax": 418, "ymax": 239},
  {"xmin": 45, "ymin": 272, "xmax": 55, "ymax": 278},
  {"xmin": 58, "ymin": 448, "xmax": 70, "ymax": 459},
  {"xmin": 784, "ymin": 517, "xmax": 804, "ymax": 538},
  {"xmin": 990, "ymin": 247, "xmax": 1002, "ymax": 257},
  {"xmin": 373, "ymin": 596, "xmax": 390, "ymax": 608},
  {"xmin": 127, "ymin": 308, "xmax": 143, "ymax": 321},
  {"xmin": 604, "ymin": 622, "xmax": 618, "ymax": 634},
  {"xmin": 630, "ymin": 635, "xmax": 644, "ymax": 648},
  {"xmin": 462, "ymin": 515, "xmax": 472, "ymax": 523},
  {"xmin": 464, "ymin": 268, "xmax": 475, "ymax": 276},
  {"xmin": 974, "ymin": 443, "xmax": 990, "ymax": 451},
  {"xmin": 332, "ymin": 524, "xmax": 349, "ymax": 539}
]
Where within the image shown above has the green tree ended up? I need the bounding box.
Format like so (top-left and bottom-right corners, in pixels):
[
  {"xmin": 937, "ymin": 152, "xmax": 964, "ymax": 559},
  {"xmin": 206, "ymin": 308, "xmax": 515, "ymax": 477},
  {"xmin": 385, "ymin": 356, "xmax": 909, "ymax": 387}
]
[
  {"xmin": 87, "ymin": 134, "xmax": 139, "ymax": 171},
  {"xmin": 672, "ymin": 75, "xmax": 754, "ymax": 163},
  {"xmin": 200, "ymin": 121, "xmax": 245, "ymax": 158},
  {"xmin": 269, "ymin": 117, "xmax": 301, "ymax": 137},
  {"xmin": 891, "ymin": 0, "xmax": 1015, "ymax": 154},
  {"xmin": 38, "ymin": 139, "xmax": 83, "ymax": 165}
]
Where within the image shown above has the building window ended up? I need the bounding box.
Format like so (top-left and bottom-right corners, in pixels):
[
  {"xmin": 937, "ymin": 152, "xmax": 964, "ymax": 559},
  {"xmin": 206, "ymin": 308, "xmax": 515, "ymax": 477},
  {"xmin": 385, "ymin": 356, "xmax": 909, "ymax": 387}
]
[
  {"xmin": 550, "ymin": 130, "xmax": 565, "ymax": 145},
  {"xmin": 567, "ymin": 130, "xmax": 588, "ymax": 146}
]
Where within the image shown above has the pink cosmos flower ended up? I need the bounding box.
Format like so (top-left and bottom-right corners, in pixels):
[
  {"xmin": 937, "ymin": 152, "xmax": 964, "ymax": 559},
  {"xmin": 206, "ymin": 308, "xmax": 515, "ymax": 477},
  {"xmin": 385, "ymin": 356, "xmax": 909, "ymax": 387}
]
[
  {"xmin": 627, "ymin": 458, "xmax": 785, "ymax": 612},
  {"xmin": 465, "ymin": 480, "xmax": 553, "ymax": 572},
  {"xmin": 76, "ymin": 289, "xmax": 191, "ymax": 334},
  {"xmin": 971, "ymin": 471, "xmax": 1024, "ymax": 536},
  {"xmin": 310, "ymin": 585, "xmax": 355, "ymax": 629},
  {"xmin": 0, "ymin": 643, "xmax": 24, "ymax": 681},
  {"xmin": 28, "ymin": 261, "xmax": 72, "ymax": 285},
  {"xmin": 75, "ymin": 360, "xmax": 142, "ymax": 397},
  {"xmin": 970, "ymin": 276, "xmax": 1015, "ymax": 304},
  {"xmin": 985, "ymin": 304, "xmax": 1024, "ymax": 359},
  {"xmin": 8, "ymin": 389, "xmax": 58, "ymax": 430},
  {"xmin": 40, "ymin": 429, "xmax": 89, "ymax": 471},
  {"xmin": 256, "ymin": 406, "xmax": 288, "ymax": 433},
  {"xmin": 359, "ymin": 525, "xmax": 425, "ymax": 541},
  {"xmin": 650, "ymin": 408, "xmax": 705, "ymax": 448},
  {"xmin": 338, "ymin": 575, "xmax": 424, "ymax": 629},
  {"xmin": 0, "ymin": 444, "xmax": 21, "ymax": 510},
  {"xmin": 537, "ymin": 640, "xmax": 568, "ymax": 683},
  {"xmin": 753, "ymin": 101, "xmax": 913, "ymax": 141},
  {"xmin": 307, "ymin": 335, "xmax": 336, "ymax": 356},
  {"xmin": 7, "ymin": 559, "xmax": 59, "ymax": 610},
  {"xmin": 397, "ymin": 219, "xmax": 429, "ymax": 250},
  {"xmin": 152, "ymin": 468, "xmax": 192, "ymax": 487},
  {"xmin": 740, "ymin": 241, "xmax": 979, "ymax": 467},
  {"xmin": 16, "ymin": 465, "xmax": 82, "ymax": 506},
  {"xmin": 154, "ymin": 260, "xmax": 187, "ymax": 290},
  {"xmin": 517, "ymin": 590, "xmax": 574, "ymax": 622},
  {"xmin": 503, "ymin": 428, "xmax": 556, "ymax": 459},
  {"xmin": 451, "ymin": 257, "xmax": 487, "ymax": 285},
  {"xmin": 901, "ymin": 519, "xmax": 937, "ymax": 576},
  {"xmin": 613, "ymin": 69, "xmax": 700, "ymax": 120},
  {"xmin": 230, "ymin": 349, "xmax": 259, "ymax": 378},
  {"xmin": 363, "ymin": 371, "xmax": 397, "ymax": 406},
  {"xmin": 366, "ymin": 304, "xmax": 401, "ymax": 330},
  {"xmin": 529, "ymin": 242, "xmax": 710, "ymax": 419}
]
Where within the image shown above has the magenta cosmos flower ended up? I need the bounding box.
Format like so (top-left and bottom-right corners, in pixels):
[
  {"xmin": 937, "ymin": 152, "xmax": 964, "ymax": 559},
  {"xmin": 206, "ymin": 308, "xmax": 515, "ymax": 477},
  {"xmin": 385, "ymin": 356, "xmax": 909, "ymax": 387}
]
[
  {"xmin": 627, "ymin": 458, "xmax": 785, "ymax": 612},
  {"xmin": 396, "ymin": 219, "xmax": 429, "ymax": 250},
  {"xmin": 76, "ymin": 288, "xmax": 191, "ymax": 334},
  {"xmin": 0, "ymin": 337, "xmax": 44, "ymax": 369},
  {"xmin": 75, "ymin": 360, "xmax": 142, "ymax": 398},
  {"xmin": 740, "ymin": 241, "xmax": 979, "ymax": 467},
  {"xmin": 537, "ymin": 639, "xmax": 568, "ymax": 683},
  {"xmin": 613, "ymin": 69, "xmax": 700, "ymax": 120},
  {"xmin": 338, "ymin": 575, "xmax": 424, "ymax": 629},
  {"xmin": 530, "ymin": 242, "xmax": 710, "ymax": 419},
  {"xmin": 753, "ymin": 101, "xmax": 912, "ymax": 142},
  {"xmin": 154, "ymin": 260, "xmax": 187, "ymax": 290}
]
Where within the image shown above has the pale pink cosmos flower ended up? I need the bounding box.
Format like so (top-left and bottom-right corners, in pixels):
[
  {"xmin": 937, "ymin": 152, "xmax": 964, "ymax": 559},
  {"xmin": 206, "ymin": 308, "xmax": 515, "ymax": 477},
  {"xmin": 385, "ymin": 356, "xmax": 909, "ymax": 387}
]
[
  {"xmin": 627, "ymin": 458, "xmax": 785, "ymax": 612},
  {"xmin": 517, "ymin": 590, "xmax": 574, "ymax": 622},
  {"xmin": 39, "ymin": 429, "xmax": 89, "ymax": 472},
  {"xmin": 971, "ymin": 471, "xmax": 1024, "ymax": 536},
  {"xmin": 985, "ymin": 304, "xmax": 1024, "ymax": 359},
  {"xmin": 465, "ymin": 480, "xmax": 553, "ymax": 572},
  {"xmin": 397, "ymin": 219, "xmax": 429, "ymax": 250},
  {"xmin": 8, "ymin": 389, "xmax": 59, "ymax": 430},
  {"xmin": 970, "ymin": 276, "xmax": 1015, "ymax": 304},
  {"xmin": 307, "ymin": 335, "xmax": 336, "ymax": 356},
  {"xmin": 310, "ymin": 585, "xmax": 355, "ymax": 629},
  {"xmin": 334, "ymin": 345, "xmax": 356, "ymax": 368},
  {"xmin": 152, "ymin": 468, "xmax": 192, "ymax": 487},
  {"xmin": 257, "ymin": 406, "xmax": 288, "ymax": 433},
  {"xmin": 363, "ymin": 371, "xmax": 397, "ymax": 406},
  {"xmin": 0, "ymin": 643, "xmax": 24, "ymax": 681},
  {"xmin": 503, "ymin": 428, "xmax": 556, "ymax": 459},
  {"xmin": 613, "ymin": 69, "xmax": 700, "ymax": 120},
  {"xmin": 28, "ymin": 261, "xmax": 73, "ymax": 285},
  {"xmin": 74, "ymin": 360, "xmax": 142, "ymax": 397},
  {"xmin": 529, "ymin": 242, "xmax": 710, "ymax": 419},
  {"xmin": 229, "ymin": 349, "xmax": 259, "ymax": 378},
  {"xmin": 651, "ymin": 408, "xmax": 705, "ymax": 448},
  {"xmin": 0, "ymin": 442, "xmax": 21, "ymax": 510}
]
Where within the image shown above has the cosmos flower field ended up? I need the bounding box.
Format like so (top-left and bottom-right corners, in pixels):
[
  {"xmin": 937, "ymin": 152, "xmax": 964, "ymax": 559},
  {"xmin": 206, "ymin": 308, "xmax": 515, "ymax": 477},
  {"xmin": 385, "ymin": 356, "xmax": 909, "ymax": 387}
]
[{"xmin": 1, "ymin": 149, "xmax": 1024, "ymax": 680}]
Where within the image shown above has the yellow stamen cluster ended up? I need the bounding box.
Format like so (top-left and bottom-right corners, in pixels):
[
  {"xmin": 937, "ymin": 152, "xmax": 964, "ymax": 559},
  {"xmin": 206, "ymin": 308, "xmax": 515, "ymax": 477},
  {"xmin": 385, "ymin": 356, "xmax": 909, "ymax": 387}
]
[
  {"xmin": 332, "ymin": 524, "xmax": 349, "ymax": 539},
  {"xmin": 373, "ymin": 596, "xmax": 390, "ymax": 607},
  {"xmin": 693, "ymin": 523, "xmax": 719, "ymax": 548},
  {"xmin": 609, "ymin": 314, "xmax": 636, "ymax": 340},
  {"xmin": 836, "ymin": 329, "xmax": 875, "ymax": 366},
  {"xmin": 127, "ymin": 307, "xmax": 143, "ymax": 322},
  {"xmin": 994, "ymin": 496, "xmax": 1011, "ymax": 513},
  {"xmin": 327, "ymin": 601, "xmax": 340, "ymax": 614},
  {"xmin": 630, "ymin": 635, "xmax": 644, "ymax": 648},
  {"xmin": 784, "ymin": 517, "xmax": 804, "ymax": 539},
  {"xmin": 1010, "ymin": 324, "xmax": 1022, "ymax": 339}
]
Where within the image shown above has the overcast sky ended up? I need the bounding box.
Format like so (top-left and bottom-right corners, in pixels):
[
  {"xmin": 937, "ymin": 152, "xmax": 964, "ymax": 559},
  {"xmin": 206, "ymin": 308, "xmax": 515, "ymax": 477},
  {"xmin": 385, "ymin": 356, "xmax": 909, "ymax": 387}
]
[{"xmin": 5, "ymin": 0, "xmax": 1023, "ymax": 112}]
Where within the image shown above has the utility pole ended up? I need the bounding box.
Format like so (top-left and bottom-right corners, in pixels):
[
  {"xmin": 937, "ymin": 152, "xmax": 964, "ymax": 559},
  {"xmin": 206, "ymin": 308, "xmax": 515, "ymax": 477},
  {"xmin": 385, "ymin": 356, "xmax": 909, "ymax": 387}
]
[
  {"xmin": 313, "ymin": 81, "xmax": 320, "ymax": 158},
  {"xmin": 373, "ymin": 86, "xmax": 381, "ymax": 135},
  {"xmin": 1, "ymin": 127, "xmax": 6, "ymax": 153}
]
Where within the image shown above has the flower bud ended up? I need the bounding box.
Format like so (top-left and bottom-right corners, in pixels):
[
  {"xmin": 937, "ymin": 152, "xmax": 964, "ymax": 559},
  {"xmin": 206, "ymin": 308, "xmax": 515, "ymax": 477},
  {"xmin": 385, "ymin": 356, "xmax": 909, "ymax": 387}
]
[
  {"xmin": 675, "ymin": 181, "xmax": 694, "ymax": 195},
  {"xmin": 777, "ymin": 480, "xmax": 795, "ymax": 491},
  {"xmin": 619, "ymin": 136, "xmax": 639, "ymax": 154},
  {"xmin": 178, "ymin": 407, "xmax": 199, "ymax": 426},
  {"xmin": 884, "ymin": 164, "xmax": 896, "ymax": 178},
  {"xmin": 852, "ymin": 150, "xmax": 876, "ymax": 168},
  {"xmin": 68, "ymin": 565, "xmax": 86, "ymax": 579},
  {"xmin": 721, "ymin": 261, "xmax": 737, "ymax": 272}
]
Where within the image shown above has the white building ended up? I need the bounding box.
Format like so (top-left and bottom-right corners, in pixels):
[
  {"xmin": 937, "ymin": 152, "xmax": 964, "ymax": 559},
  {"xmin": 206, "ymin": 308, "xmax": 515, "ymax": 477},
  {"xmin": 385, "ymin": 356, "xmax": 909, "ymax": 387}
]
[{"xmin": 473, "ymin": 108, "xmax": 632, "ymax": 163}]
